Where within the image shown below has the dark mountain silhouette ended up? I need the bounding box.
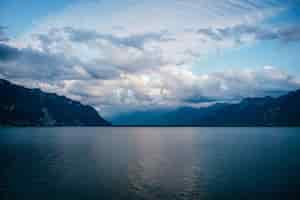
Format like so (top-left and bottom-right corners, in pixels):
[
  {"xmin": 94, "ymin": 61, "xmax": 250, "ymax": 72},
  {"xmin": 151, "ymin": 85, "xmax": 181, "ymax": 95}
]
[
  {"xmin": 113, "ymin": 89, "xmax": 300, "ymax": 126},
  {"xmin": 0, "ymin": 79, "xmax": 110, "ymax": 126}
]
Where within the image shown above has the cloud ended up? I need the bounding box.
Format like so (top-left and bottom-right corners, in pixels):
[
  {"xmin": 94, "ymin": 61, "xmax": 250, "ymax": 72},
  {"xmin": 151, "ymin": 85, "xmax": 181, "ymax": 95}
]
[
  {"xmin": 0, "ymin": 42, "xmax": 119, "ymax": 81},
  {"xmin": 21, "ymin": 0, "xmax": 284, "ymax": 59},
  {"xmin": 63, "ymin": 27, "xmax": 174, "ymax": 50},
  {"xmin": 1, "ymin": 1, "xmax": 300, "ymax": 116},
  {"xmin": 197, "ymin": 24, "xmax": 300, "ymax": 43},
  {"xmin": 10, "ymin": 0, "xmax": 292, "ymax": 79},
  {"xmin": 33, "ymin": 0, "xmax": 281, "ymax": 34},
  {"xmin": 2, "ymin": 26, "xmax": 300, "ymax": 117},
  {"xmin": 0, "ymin": 43, "xmax": 74, "ymax": 80},
  {"xmin": 278, "ymin": 25, "xmax": 300, "ymax": 42},
  {"xmin": 28, "ymin": 27, "xmax": 168, "ymax": 73},
  {"xmin": 0, "ymin": 26, "xmax": 9, "ymax": 42},
  {"xmin": 26, "ymin": 65, "xmax": 297, "ymax": 117},
  {"xmin": 3, "ymin": 26, "xmax": 299, "ymax": 117},
  {"xmin": 1, "ymin": 25, "xmax": 171, "ymax": 81}
]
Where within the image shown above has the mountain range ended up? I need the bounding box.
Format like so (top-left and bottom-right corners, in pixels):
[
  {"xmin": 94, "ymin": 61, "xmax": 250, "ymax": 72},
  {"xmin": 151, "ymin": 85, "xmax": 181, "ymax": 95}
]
[
  {"xmin": 1, "ymin": 78, "xmax": 300, "ymax": 126},
  {"xmin": 113, "ymin": 89, "xmax": 300, "ymax": 126},
  {"xmin": 0, "ymin": 79, "xmax": 110, "ymax": 126}
]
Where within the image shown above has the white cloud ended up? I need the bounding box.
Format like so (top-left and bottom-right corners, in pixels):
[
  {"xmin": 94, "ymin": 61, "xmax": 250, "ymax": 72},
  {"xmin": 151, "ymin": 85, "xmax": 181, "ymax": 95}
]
[
  {"xmin": 16, "ymin": 0, "xmax": 285, "ymax": 65},
  {"xmin": 7, "ymin": 65, "xmax": 297, "ymax": 117},
  {"xmin": 1, "ymin": 0, "xmax": 299, "ymax": 117}
]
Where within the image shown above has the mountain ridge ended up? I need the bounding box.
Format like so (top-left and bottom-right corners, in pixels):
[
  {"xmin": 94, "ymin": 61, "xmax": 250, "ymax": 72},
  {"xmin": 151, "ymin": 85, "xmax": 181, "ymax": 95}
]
[
  {"xmin": 2, "ymin": 78, "xmax": 300, "ymax": 127},
  {"xmin": 0, "ymin": 79, "xmax": 110, "ymax": 126},
  {"xmin": 112, "ymin": 89, "xmax": 300, "ymax": 126}
]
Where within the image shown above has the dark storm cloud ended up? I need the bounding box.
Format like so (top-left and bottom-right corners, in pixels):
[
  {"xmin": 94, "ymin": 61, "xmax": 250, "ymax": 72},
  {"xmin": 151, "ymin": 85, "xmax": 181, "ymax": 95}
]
[{"xmin": 197, "ymin": 24, "xmax": 300, "ymax": 43}]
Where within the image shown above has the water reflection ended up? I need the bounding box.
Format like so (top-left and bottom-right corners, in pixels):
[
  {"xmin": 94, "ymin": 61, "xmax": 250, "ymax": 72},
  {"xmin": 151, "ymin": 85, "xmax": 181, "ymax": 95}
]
[
  {"xmin": 127, "ymin": 128, "xmax": 202, "ymax": 199},
  {"xmin": 1, "ymin": 127, "xmax": 300, "ymax": 200}
]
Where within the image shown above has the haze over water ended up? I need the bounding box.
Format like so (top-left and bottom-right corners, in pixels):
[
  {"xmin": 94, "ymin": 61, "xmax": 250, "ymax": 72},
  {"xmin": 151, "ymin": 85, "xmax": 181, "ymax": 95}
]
[{"xmin": 1, "ymin": 127, "xmax": 300, "ymax": 200}]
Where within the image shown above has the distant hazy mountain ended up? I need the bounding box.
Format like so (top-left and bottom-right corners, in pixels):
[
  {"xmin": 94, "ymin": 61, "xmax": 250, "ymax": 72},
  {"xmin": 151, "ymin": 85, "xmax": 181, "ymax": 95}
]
[
  {"xmin": 113, "ymin": 89, "xmax": 300, "ymax": 126},
  {"xmin": 0, "ymin": 79, "xmax": 110, "ymax": 126},
  {"xmin": 112, "ymin": 109, "xmax": 172, "ymax": 126}
]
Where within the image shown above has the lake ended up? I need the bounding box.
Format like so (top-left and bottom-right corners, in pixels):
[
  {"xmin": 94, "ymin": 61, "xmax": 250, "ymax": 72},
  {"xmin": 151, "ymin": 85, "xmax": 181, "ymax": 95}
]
[{"xmin": 0, "ymin": 127, "xmax": 300, "ymax": 199}]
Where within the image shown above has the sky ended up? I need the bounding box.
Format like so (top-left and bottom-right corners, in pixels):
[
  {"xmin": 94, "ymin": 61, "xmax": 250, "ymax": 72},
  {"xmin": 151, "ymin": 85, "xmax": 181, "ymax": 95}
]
[{"xmin": 1, "ymin": 0, "xmax": 300, "ymax": 118}]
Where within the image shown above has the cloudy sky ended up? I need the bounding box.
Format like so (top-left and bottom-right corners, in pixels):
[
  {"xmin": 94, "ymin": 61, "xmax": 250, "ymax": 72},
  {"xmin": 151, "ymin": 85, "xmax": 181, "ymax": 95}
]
[{"xmin": 1, "ymin": 0, "xmax": 300, "ymax": 118}]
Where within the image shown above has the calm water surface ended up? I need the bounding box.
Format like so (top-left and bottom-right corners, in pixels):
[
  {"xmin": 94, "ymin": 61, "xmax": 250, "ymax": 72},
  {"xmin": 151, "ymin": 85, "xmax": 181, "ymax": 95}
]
[{"xmin": 0, "ymin": 127, "xmax": 300, "ymax": 199}]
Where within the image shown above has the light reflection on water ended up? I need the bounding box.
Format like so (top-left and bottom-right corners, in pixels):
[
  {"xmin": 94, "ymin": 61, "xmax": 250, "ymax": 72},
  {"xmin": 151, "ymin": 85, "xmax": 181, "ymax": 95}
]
[
  {"xmin": 1, "ymin": 127, "xmax": 300, "ymax": 200},
  {"xmin": 127, "ymin": 128, "xmax": 202, "ymax": 199}
]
